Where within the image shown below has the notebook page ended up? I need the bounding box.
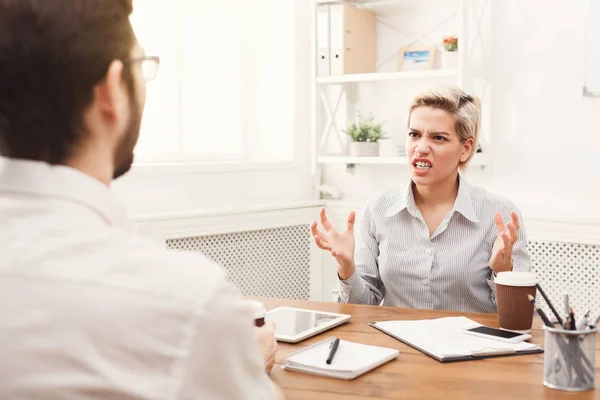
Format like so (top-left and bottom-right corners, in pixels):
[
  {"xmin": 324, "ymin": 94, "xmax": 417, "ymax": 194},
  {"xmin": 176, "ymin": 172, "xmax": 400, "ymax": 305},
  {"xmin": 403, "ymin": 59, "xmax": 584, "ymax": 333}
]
[
  {"xmin": 286, "ymin": 338, "xmax": 398, "ymax": 373},
  {"xmin": 374, "ymin": 317, "xmax": 539, "ymax": 359}
]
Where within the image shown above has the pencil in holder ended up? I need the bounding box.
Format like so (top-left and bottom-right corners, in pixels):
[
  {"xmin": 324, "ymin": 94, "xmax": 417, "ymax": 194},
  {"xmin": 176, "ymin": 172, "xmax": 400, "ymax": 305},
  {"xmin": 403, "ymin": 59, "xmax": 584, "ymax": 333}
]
[{"xmin": 543, "ymin": 325, "xmax": 597, "ymax": 391}]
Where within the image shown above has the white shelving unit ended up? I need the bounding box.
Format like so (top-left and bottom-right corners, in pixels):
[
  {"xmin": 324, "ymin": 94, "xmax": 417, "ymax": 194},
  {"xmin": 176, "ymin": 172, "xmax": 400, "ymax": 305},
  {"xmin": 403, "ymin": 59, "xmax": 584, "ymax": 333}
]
[
  {"xmin": 310, "ymin": 0, "xmax": 492, "ymax": 188},
  {"xmin": 316, "ymin": 0, "xmax": 419, "ymax": 5},
  {"xmin": 317, "ymin": 69, "xmax": 459, "ymax": 84}
]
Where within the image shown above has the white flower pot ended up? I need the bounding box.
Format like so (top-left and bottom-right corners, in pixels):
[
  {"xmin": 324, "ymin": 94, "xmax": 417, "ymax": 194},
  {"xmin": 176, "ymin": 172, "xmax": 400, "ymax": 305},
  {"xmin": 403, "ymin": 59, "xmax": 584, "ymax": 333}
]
[
  {"xmin": 349, "ymin": 142, "xmax": 379, "ymax": 157},
  {"xmin": 441, "ymin": 51, "xmax": 459, "ymax": 69}
]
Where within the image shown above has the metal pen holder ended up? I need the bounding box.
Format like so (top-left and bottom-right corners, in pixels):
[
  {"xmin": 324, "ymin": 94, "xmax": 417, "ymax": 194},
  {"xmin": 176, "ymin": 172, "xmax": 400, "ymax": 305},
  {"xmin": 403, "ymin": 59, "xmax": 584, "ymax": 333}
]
[{"xmin": 543, "ymin": 325, "xmax": 597, "ymax": 391}]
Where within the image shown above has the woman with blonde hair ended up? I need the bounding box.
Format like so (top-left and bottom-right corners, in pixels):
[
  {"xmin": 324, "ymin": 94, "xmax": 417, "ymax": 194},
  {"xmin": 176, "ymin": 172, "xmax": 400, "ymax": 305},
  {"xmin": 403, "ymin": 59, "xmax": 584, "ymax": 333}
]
[{"xmin": 311, "ymin": 85, "xmax": 531, "ymax": 313}]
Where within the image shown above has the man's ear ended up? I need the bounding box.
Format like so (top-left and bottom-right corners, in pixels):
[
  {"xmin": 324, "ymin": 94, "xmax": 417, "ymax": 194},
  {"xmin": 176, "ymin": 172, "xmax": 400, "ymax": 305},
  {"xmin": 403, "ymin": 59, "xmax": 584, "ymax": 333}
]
[
  {"xmin": 93, "ymin": 60, "xmax": 127, "ymax": 131},
  {"xmin": 460, "ymin": 137, "xmax": 475, "ymax": 163}
]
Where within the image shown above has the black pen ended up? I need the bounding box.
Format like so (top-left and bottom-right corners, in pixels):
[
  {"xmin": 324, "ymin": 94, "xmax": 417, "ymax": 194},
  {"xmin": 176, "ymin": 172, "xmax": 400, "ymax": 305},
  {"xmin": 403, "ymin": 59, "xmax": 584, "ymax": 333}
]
[
  {"xmin": 326, "ymin": 338, "xmax": 340, "ymax": 365},
  {"xmin": 535, "ymin": 283, "xmax": 564, "ymax": 327},
  {"xmin": 528, "ymin": 295, "xmax": 553, "ymax": 327}
]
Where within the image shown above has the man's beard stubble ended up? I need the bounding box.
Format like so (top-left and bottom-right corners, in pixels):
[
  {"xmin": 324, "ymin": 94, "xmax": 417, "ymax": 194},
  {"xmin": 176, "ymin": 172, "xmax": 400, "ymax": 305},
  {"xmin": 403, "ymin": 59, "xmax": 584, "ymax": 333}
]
[{"xmin": 112, "ymin": 96, "xmax": 142, "ymax": 180}]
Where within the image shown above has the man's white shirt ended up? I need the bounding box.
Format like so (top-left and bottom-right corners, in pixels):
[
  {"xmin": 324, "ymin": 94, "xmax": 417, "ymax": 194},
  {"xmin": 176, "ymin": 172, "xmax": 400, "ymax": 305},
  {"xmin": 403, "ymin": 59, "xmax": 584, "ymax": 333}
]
[{"xmin": 0, "ymin": 158, "xmax": 276, "ymax": 400}]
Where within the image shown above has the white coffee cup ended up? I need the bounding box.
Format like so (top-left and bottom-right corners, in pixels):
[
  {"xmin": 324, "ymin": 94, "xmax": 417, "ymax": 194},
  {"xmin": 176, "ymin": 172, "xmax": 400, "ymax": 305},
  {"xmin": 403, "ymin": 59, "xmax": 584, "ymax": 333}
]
[{"xmin": 495, "ymin": 271, "xmax": 538, "ymax": 287}]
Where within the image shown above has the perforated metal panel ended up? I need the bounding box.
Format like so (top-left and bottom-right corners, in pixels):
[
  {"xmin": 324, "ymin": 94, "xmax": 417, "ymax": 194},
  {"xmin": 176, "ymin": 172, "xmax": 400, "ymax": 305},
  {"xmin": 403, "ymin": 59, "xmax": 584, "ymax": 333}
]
[
  {"xmin": 166, "ymin": 225, "xmax": 310, "ymax": 300},
  {"xmin": 164, "ymin": 226, "xmax": 600, "ymax": 314},
  {"xmin": 528, "ymin": 241, "xmax": 600, "ymax": 318}
]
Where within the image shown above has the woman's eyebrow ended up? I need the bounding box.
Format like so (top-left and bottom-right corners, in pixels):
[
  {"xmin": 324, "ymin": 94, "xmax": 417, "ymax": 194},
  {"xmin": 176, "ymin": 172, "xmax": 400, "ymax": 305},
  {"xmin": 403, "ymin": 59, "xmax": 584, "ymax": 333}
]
[
  {"xmin": 408, "ymin": 128, "xmax": 451, "ymax": 136},
  {"xmin": 428, "ymin": 131, "xmax": 450, "ymax": 136}
]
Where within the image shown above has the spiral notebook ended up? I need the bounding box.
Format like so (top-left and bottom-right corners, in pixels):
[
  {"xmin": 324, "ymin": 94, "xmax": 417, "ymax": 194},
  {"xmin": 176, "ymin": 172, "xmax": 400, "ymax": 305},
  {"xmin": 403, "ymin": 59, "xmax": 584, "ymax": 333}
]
[
  {"xmin": 369, "ymin": 316, "xmax": 543, "ymax": 363},
  {"xmin": 281, "ymin": 337, "xmax": 399, "ymax": 380}
]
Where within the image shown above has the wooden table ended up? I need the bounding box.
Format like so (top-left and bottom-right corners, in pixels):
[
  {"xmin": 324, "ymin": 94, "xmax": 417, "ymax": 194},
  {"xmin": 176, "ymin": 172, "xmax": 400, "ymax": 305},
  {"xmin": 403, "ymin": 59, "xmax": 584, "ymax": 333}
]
[{"xmin": 256, "ymin": 298, "xmax": 600, "ymax": 400}]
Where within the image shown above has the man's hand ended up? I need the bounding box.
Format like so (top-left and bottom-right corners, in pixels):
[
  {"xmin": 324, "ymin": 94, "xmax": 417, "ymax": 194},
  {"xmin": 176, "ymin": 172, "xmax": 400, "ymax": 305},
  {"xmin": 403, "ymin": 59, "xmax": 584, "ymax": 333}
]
[{"xmin": 255, "ymin": 321, "xmax": 278, "ymax": 374}]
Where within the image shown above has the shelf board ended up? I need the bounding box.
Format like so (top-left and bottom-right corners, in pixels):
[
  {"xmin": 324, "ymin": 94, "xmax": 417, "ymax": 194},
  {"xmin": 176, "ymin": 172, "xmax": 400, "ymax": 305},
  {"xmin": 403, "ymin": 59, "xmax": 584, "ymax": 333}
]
[
  {"xmin": 317, "ymin": 69, "xmax": 459, "ymax": 84},
  {"xmin": 319, "ymin": 156, "xmax": 409, "ymax": 164},
  {"xmin": 317, "ymin": 0, "xmax": 414, "ymax": 5},
  {"xmin": 318, "ymin": 153, "xmax": 489, "ymax": 166}
]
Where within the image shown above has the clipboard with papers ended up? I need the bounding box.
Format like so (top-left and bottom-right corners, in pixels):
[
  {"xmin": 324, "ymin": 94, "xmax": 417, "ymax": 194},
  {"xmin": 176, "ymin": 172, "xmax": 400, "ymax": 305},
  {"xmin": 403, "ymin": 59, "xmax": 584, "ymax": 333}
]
[{"xmin": 369, "ymin": 316, "xmax": 544, "ymax": 363}]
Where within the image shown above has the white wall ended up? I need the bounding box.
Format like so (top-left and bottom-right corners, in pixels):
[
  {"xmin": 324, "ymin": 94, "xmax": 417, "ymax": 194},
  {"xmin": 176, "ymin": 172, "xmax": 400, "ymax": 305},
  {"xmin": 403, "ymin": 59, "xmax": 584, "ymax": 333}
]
[
  {"xmin": 113, "ymin": 163, "xmax": 315, "ymax": 216},
  {"xmin": 322, "ymin": 0, "xmax": 600, "ymax": 226},
  {"xmin": 487, "ymin": 0, "xmax": 599, "ymax": 223},
  {"xmin": 585, "ymin": 0, "xmax": 600, "ymax": 92}
]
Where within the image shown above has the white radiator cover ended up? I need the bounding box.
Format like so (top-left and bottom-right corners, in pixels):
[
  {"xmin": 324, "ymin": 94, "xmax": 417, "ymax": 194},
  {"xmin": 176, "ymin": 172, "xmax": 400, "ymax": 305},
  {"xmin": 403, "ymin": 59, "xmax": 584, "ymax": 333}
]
[
  {"xmin": 166, "ymin": 228, "xmax": 600, "ymax": 314},
  {"xmin": 166, "ymin": 225, "xmax": 311, "ymax": 300},
  {"xmin": 135, "ymin": 204, "xmax": 600, "ymax": 310},
  {"xmin": 528, "ymin": 241, "xmax": 600, "ymax": 318}
]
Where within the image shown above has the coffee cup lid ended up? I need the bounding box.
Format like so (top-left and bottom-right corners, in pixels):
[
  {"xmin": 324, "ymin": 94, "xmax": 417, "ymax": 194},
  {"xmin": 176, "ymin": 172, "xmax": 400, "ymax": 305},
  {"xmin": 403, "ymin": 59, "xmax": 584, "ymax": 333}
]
[
  {"xmin": 495, "ymin": 271, "xmax": 537, "ymax": 287},
  {"xmin": 247, "ymin": 300, "xmax": 266, "ymax": 319}
]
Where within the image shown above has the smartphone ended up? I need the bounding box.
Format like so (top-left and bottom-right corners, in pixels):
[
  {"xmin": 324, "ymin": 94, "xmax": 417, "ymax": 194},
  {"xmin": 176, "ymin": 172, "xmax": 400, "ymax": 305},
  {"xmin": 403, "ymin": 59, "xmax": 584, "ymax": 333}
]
[{"xmin": 462, "ymin": 325, "xmax": 532, "ymax": 344}]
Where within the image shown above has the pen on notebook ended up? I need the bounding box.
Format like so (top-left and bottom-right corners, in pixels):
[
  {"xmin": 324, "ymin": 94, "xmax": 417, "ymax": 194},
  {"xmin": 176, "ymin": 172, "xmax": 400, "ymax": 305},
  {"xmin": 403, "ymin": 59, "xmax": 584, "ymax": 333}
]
[
  {"xmin": 528, "ymin": 295, "xmax": 553, "ymax": 327},
  {"xmin": 535, "ymin": 283, "xmax": 564, "ymax": 327},
  {"xmin": 326, "ymin": 338, "xmax": 340, "ymax": 365}
]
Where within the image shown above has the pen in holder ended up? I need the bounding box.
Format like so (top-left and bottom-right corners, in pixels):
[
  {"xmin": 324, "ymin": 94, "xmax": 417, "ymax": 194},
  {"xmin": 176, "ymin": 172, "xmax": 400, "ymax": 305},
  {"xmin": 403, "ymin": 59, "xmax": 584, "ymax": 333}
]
[{"xmin": 543, "ymin": 325, "xmax": 597, "ymax": 391}]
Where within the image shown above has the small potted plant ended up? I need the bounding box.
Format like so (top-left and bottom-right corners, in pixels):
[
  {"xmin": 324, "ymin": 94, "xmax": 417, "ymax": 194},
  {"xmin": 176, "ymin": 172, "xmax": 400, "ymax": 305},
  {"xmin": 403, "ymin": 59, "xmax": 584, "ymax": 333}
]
[
  {"xmin": 442, "ymin": 35, "xmax": 458, "ymax": 69},
  {"xmin": 344, "ymin": 112, "xmax": 386, "ymax": 157}
]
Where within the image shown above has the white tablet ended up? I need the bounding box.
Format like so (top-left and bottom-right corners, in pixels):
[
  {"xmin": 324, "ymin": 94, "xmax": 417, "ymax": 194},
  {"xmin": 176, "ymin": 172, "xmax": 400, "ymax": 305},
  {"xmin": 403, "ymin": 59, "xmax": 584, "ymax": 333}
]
[{"xmin": 265, "ymin": 307, "xmax": 351, "ymax": 343}]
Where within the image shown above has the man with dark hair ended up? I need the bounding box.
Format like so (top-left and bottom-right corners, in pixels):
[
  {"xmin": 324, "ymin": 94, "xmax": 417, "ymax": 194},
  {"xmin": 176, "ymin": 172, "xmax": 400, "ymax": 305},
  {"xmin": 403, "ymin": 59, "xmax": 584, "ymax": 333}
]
[{"xmin": 0, "ymin": 1, "xmax": 283, "ymax": 398}]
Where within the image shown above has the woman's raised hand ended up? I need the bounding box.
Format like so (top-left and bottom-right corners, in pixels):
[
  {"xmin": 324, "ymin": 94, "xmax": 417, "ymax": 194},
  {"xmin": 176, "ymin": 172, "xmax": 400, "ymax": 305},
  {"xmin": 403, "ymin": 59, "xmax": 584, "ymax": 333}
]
[{"xmin": 310, "ymin": 207, "xmax": 356, "ymax": 280}]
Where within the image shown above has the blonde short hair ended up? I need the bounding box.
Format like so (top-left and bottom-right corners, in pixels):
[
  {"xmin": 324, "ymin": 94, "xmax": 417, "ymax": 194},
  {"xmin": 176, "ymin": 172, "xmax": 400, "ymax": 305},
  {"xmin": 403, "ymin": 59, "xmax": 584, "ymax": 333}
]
[{"xmin": 407, "ymin": 85, "xmax": 481, "ymax": 169}]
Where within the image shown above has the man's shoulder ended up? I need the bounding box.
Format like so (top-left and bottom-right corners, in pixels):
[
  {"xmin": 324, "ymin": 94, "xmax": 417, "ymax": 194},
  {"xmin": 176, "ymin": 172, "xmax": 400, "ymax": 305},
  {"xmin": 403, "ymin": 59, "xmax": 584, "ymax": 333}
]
[{"xmin": 91, "ymin": 229, "xmax": 233, "ymax": 304}]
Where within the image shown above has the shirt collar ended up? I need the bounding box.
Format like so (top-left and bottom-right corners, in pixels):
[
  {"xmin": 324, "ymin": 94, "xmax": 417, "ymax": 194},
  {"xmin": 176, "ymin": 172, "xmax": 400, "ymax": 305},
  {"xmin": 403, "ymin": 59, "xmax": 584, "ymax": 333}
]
[
  {"xmin": 453, "ymin": 176, "xmax": 479, "ymax": 223},
  {"xmin": 0, "ymin": 157, "xmax": 134, "ymax": 230},
  {"xmin": 385, "ymin": 182, "xmax": 415, "ymax": 217},
  {"xmin": 385, "ymin": 175, "xmax": 479, "ymax": 223}
]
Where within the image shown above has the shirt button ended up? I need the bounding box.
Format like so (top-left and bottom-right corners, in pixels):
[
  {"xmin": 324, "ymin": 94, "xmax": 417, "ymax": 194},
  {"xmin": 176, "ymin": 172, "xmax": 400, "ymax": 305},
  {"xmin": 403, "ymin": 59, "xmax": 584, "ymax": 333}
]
[{"xmin": 425, "ymin": 249, "xmax": 432, "ymax": 255}]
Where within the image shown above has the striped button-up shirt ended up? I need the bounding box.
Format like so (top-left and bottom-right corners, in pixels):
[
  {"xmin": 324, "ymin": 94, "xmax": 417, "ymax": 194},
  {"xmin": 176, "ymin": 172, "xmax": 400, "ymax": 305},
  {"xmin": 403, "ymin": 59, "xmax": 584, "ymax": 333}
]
[{"xmin": 334, "ymin": 176, "xmax": 531, "ymax": 313}]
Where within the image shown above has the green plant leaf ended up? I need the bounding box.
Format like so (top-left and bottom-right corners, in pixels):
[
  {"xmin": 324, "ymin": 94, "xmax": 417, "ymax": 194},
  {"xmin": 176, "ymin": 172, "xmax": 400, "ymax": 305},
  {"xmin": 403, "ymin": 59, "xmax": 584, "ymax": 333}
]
[{"xmin": 344, "ymin": 111, "xmax": 386, "ymax": 142}]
